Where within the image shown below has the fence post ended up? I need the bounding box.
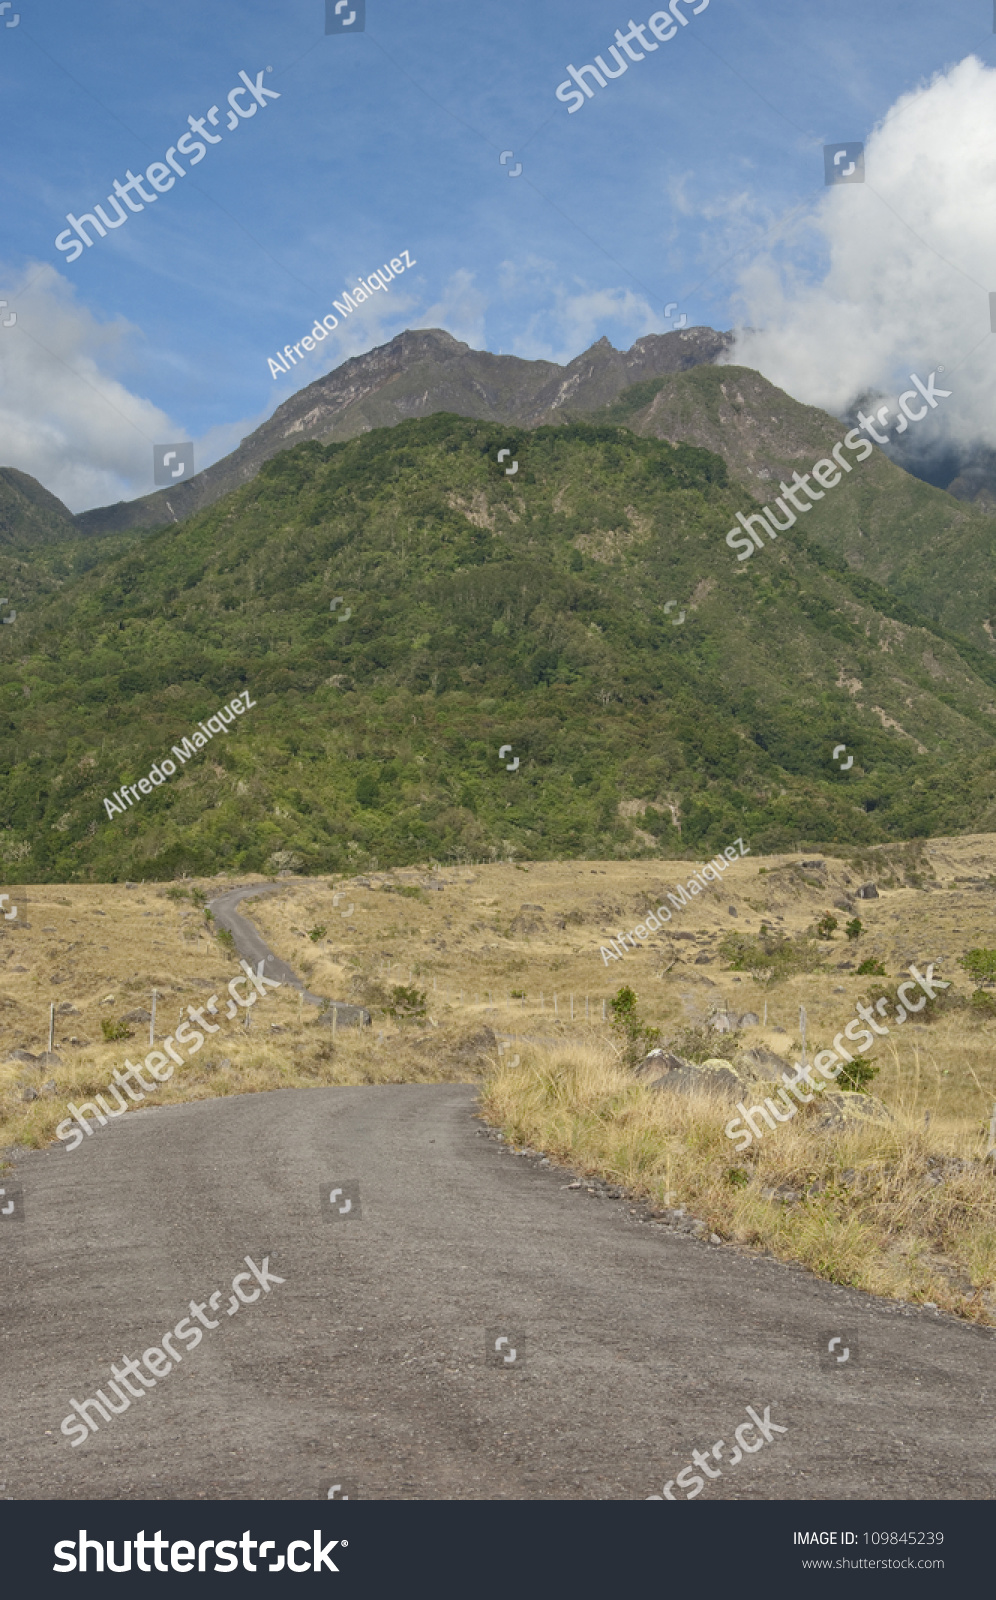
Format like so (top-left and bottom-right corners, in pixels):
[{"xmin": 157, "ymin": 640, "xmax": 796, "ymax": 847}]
[
  {"xmin": 150, "ymin": 989, "xmax": 157, "ymax": 1046},
  {"xmin": 570, "ymin": 994, "xmax": 574, "ymax": 1021},
  {"xmin": 48, "ymin": 1003, "xmax": 55, "ymax": 1053}
]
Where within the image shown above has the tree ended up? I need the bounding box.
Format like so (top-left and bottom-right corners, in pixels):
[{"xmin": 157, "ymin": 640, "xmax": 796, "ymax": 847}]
[{"xmin": 816, "ymin": 913, "xmax": 838, "ymax": 940}]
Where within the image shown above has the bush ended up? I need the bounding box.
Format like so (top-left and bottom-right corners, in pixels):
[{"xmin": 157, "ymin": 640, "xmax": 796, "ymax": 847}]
[
  {"xmin": 215, "ymin": 927, "xmax": 235, "ymax": 953},
  {"xmin": 958, "ymin": 948, "xmax": 996, "ymax": 987},
  {"xmin": 667, "ymin": 1022, "xmax": 744, "ymax": 1063},
  {"xmin": 845, "ymin": 917, "xmax": 863, "ymax": 940},
  {"xmin": 386, "ymin": 984, "xmax": 427, "ymax": 1019},
  {"xmin": 816, "ymin": 913, "xmax": 838, "ymax": 940},
  {"xmin": 165, "ymin": 885, "xmax": 189, "ymax": 902},
  {"xmin": 857, "ymin": 958, "xmax": 887, "ymax": 976},
  {"xmin": 609, "ymin": 986, "xmax": 661, "ymax": 1063},
  {"xmin": 309, "ymin": 925, "xmax": 327, "ymax": 941},
  {"xmin": 101, "ymin": 1018, "xmax": 132, "ymax": 1042},
  {"xmin": 719, "ymin": 927, "xmax": 824, "ymax": 983},
  {"xmin": 835, "ymin": 1055, "xmax": 879, "ymax": 1093},
  {"xmin": 726, "ymin": 1167, "xmax": 751, "ymax": 1188}
]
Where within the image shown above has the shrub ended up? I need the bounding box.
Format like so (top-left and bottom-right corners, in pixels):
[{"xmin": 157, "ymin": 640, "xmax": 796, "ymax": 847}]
[
  {"xmin": 726, "ymin": 1167, "xmax": 751, "ymax": 1188},
  {"xmin": 165, "ymin": 885, "xmax": 189, "ymax": 902},
  {"xmin": 845, "ymin": 917, "xmax": 863, "ymax": 940},
  {"xmin": 835, "ymin": 1055, "xmax": 879, "ymax": 1093},
  {"xmin": 308, "ymin": 925, "xmax": 327, "ymax": 941},
  {"xmin": 816, "ymin": 913, "xmax": 838, "ymax": 940},
  {"xmin": 667, "ymin": 1022, "xmax": 743, "ymax": 1063},
  {"xmin": 970, "ymin": 989, "xmax": 996, "ymax": 1017},
  {"xmin": 101, "ymin": 1018, "xmax": 132, "ymax": 1042},
  {"xmin": 857, "ymin": 958, "xmax": 887, "ymax": 976},
  {"xmin": 386, "ymin": 984, "xmax": 427, "ymax": 1019},
  {"xmin": 609, "ymin": 986, "xmax": 661, "ymax": 1063},
  {"xmin": 215, "ymin": 927, "xmax": 235, "ymax": 952},
  {"xmin": 958, "ymin": 948, "xmax": 996, "ymax": 987},
  {"xmin": 719, "ymin": 927, "xmax": 824, "ymax": 983}
]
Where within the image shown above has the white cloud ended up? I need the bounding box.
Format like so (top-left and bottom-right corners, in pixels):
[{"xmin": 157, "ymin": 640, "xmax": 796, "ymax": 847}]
[
  {"xmin": 726, "ymin": 54, "xmax": 996, "ymax": 449},
  {"xmin": 497, "ymin": 256, "xmax": 669, "ymax": 363},
  {"xmin": 0, "ymin": 262, "xmax": 177, "ymax": 513}
]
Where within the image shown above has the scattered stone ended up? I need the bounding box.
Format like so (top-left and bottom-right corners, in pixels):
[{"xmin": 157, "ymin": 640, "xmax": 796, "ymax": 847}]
[
  {"xmin": 21, "ymin": 1086, "xmax": 38, "ymax": 1102},
  {"xmin": 728, "ymin": 906, "xmax": 738, "ymax": 916},
  {"xmin": 56, "ymin": 1002, "xmax": 80, "ymax": 1015},
  {"xmin": 120, "ymin": 1008, "xmax": 152, "ymax": 1024},
  {"xmin": 694, "ymin": 954, "xmax": 713, "ymax": 965},
  {"xmin": 710, "ymin": 1233, "xmax": 722, "ymax": 1244}
]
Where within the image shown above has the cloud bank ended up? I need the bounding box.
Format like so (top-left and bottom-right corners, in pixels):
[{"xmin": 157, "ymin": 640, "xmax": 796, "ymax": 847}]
[{"xmin": 727, "ymin": 54, "xmax": 996, "ymax": 459}]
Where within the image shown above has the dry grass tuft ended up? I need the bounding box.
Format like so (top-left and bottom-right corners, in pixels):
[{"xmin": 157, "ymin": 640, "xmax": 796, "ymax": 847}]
[{"xmin": 481, "ymin": 1037, "xmax": 996, "ymax": 1324}]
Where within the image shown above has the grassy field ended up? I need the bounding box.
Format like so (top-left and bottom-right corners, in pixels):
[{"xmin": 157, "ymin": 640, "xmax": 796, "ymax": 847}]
[{"xmin": 2, "ymin": 835, "xmax": 995, "ymax": 1319}]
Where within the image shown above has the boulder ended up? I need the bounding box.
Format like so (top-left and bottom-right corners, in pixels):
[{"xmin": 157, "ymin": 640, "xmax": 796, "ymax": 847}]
[
  {"xmin": 639, "ymin": 1052, "xmax": 751, "ymax": 1102},
  {"xmin": 634, "ymin": 1048, "xmax": 688, "ymax": 1080},
  {"xmin": 856, "ymin": 882, "xmax": 879, "ymax": 899},
  {"xmin": 734, "ymin": 1046, "xmax": 792, "ymax": 1082},
  {"xmin": 810, "ymin": 1089, "xmax": 893, "ymax": 1130}
]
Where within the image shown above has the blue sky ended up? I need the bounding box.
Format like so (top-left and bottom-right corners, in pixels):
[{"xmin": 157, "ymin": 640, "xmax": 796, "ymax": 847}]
[{"xmin": 1, "ymin": 0, "xmax": 994, "ymax": 509}]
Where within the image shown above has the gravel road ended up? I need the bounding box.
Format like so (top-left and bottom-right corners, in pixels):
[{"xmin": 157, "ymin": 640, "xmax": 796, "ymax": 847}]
[
  {"xmin": 2, "ymin": 1081, "xmax": 993, "ymax": 1500},
  {"xmin": 207, "ymin": 882, "xmax": 369, "ymax": 1027}
]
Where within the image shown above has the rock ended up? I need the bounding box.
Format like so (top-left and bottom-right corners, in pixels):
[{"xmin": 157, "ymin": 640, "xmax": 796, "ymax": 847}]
[
  {"xmin": 34, "ymin": 1051, "xmax": 62, "ymax": 1068},
  {"xmin": 856, "ymin": 882, "xmax": 879, "ymax": 899},
  {"xmin": 733, "ymin": 1046, "xmax": 792, "ymax": 1082},
  {"xmin": 801, "ymin": 860, "xmax": 825, "ymax": 869},
  {"xmin": 708, "ymin": 1010, "xmax": 740, "ymax": 1032},
  {"xmin": 634, "ymin": 1048, "xmax": 688, "ymax": 1080},
  {"xmin": 42, "ymin": 1079, "xmax": 57, "ymax": 1094},
  {"xmin": 739, "ymin": 1011, "xmax": 760, "ymax": 1026},
  {"xmin": 125, "ymin": 881, "xmax": 137, "ymax": 888},
  {"xmin": 120, "ymin": 1008, "xmax": 152, "ymax": 1024},
  {"xmin": 508, "ymin": 911, "xmax": 545, "ymax": 937},
  {"xmin": 645, "ymin": 1056, "xmax": 748, "ymax": 1102},
  {"xmin": 693, "ymin": 954, "xmax": 713, "ymax": 965},
  {"xmin": 810, "ymin": 1089, "xmax": 893, "ymax": 1131},
  {"xmin": 56, "ymin": 1002, "xmax": 79, "ymax": 1015},
  {"xmin": 21, "ymin": 1086, "xmax": 38, "ymax": 1102},
  {"xmin": 710, "ymin": 1233, "xmax": 722, "ymax": 1244},
  {"xmin": 7, "ymin": 1049, "xmax": 37, "ymax": 1064},
  {"xmin": 728, "ymin": 906, "xmax": 738, "ymax": 916},
  {"xmin": 833, "ymin": 898, "xmax": 853, "ymax": 912},
  {"xmin": 520, "ymin": 903, "xmax": 545, "ymax": 912},
  {"xmin": 671, "ymin": 932, "xmax": 696, "ymax": 941}
]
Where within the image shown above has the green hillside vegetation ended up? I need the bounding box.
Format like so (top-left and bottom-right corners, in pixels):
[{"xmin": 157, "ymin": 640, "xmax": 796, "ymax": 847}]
[
  {"xmin": 0, "ymin": 466, "xmax": 76, "ymax": 548},
  {"xmin": 2, "ymin": 411, "xmax": 996, "ymax": 883},
  {"xmin": 592, "ymin": 364, "xmax": 996, "ymax": 651}
]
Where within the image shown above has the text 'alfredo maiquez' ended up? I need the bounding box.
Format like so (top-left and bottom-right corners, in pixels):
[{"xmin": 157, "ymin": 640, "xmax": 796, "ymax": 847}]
[{"xmin": 102, "ymin": 690, "xmax": 256, "ymax": 822}]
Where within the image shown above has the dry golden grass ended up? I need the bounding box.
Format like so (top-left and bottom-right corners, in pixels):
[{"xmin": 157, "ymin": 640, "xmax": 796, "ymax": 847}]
[
  {"xmin": 2, "ymin": 832, "xmax": 995, "ymax": 1325},
  {"xmin": 481, "ymin": 1039, "xmax": 996, "ymax": 1324}
]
